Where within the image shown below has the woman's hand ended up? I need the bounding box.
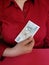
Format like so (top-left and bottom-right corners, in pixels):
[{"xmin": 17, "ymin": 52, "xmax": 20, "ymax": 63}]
[{"xmin": 3, "ymin": 37, "xmax": 35, "ymax": 57}]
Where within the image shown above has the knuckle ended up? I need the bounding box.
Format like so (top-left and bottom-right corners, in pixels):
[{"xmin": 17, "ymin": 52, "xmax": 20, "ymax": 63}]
[
  {"xmin": 28, "ymin": 48, "xmax": 32, "ymax": 52},
  {"xmin": 26, "ymin": 48, "xmax": 32, "ymax": 53}
]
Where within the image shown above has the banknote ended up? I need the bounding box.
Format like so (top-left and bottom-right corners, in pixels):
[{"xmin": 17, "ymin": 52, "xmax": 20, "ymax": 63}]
[{"xmin": 15, "ymin": 20, "xmax": 40, "ymax": 43}]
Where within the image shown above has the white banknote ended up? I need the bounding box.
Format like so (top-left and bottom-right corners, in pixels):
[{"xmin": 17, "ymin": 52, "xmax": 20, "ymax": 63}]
[{"xmin": 15, "ymin": 20, "xmax": 40, "ymax": 43}]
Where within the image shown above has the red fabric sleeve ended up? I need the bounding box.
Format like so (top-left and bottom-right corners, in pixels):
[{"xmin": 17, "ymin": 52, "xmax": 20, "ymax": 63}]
[
  {"xmin": 0, "ymin": 24, "xmax": 8, "ymax": 60},
  {"xmin": 0, "ymin": 0, "xmax": 8, "ymax": 60}
]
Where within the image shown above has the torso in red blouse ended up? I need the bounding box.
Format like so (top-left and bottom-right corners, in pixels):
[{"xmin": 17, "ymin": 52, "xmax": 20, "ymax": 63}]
[{"xmin": 1, "ymin": 0, "xmax": 49, "ymax": 48}]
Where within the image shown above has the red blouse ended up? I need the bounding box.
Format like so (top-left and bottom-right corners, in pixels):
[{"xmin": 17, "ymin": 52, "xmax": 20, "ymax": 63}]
[{"xmin": 0, "ymin": 0, "xmax": 49, "ymax": 59}]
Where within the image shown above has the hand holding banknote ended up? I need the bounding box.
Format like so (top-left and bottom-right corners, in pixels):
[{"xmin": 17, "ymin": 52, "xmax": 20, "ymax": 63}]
[
  {"xmin": 3, "ymin": 37, "xmax": 35, "ymax": 57},
  {"xmin": 12, "ymin": 37, "xmax": 35, "ymax": 56}
]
